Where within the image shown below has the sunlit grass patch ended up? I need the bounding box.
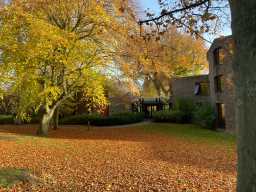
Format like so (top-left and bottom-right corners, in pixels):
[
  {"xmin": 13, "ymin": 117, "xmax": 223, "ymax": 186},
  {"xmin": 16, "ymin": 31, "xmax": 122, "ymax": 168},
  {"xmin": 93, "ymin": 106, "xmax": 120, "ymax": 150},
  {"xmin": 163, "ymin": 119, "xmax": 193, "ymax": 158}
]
[{"xmin": 139, "ymin": 123, "xmax": 236, "ymax": 147}]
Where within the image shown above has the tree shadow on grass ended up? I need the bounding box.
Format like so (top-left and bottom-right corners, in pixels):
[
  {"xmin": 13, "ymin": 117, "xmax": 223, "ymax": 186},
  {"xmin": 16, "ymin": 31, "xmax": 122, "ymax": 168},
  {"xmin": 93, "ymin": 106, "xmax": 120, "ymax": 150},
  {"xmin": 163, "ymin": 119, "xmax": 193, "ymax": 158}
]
[
  {"xmin": 0, "ymin": 124, "xmax": 37, "ymax": 137},
  {"xmin": 147, "ymin": 137, "xmax": 237, "ymax": 175},
  {"xmin": 0, "ymin": 124, "xmax": 156, "ymax": 142}
]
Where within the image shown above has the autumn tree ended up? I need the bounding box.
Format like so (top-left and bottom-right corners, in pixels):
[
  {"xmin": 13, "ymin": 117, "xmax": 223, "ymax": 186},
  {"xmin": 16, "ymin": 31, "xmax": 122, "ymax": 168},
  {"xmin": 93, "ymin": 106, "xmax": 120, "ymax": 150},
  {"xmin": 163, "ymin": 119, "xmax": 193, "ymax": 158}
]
[
  {"xmin": 0, "ymin": 0, "xmax": 140, "ymax": 134},
  {"xmin": 118, "ymin": 25, "xmax": 207, "ymax": 97},
  {"xmin": 138, "ymin": 0, "xmax": 256, "ymax": 190},
  {"xmin": 0, "ymin": 3, "xmax": 109, "ymax": 135},
  {"xmin": 106, "ymin": 0, "xmax": 207, "ymax": 97}
]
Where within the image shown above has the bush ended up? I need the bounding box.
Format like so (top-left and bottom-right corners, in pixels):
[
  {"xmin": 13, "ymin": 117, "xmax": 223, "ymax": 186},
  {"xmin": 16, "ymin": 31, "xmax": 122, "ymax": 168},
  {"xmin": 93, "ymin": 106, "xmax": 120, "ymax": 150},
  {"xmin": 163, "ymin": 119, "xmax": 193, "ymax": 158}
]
[
  {"xmin": 0, "ymin": 114, "xmax": 36, "ymax": 124},
  {"xmin": 29, "ymin": 115, "xmax": 41, "ymax": 124},
  {"xmin": 92, "ymin": 112, "xmax": 144, "ymax": 126},
  {"xmin": 193, "ymin": 103, "xmax": 216, "ymax": 129},
  {"xmin": 60, "ymin": 112, "xmax": 144, "ymax": 126},
  {"xmin": 152, "ymin": 110, "xmax": 186, "ymax": 123},
  {"xmin": 0, "ymin": 115, "xmax": 14, "ymax": 124},
  {"xmin": 173, "ymin": 97, "xmax": 195, "ymax": 123},
  {"xmin": 60, "ymin": 113, "xmax": 100, "ymax": 125}
]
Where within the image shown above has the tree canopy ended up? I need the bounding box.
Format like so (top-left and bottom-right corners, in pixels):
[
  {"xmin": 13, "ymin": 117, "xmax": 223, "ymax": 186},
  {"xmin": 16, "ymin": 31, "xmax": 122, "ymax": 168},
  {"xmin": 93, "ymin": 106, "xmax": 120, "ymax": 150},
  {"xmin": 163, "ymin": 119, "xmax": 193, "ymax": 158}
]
[
  {"xmin": 117, "ymin": 25, "xmax": 208, "ymax": 97},
  {"xmin": 0, "ymin": 0, "xmax": 210, "ymax": 134},
  {"xmin": 0, "ymin": 1, "xmax": 118, "ymax": 135}
]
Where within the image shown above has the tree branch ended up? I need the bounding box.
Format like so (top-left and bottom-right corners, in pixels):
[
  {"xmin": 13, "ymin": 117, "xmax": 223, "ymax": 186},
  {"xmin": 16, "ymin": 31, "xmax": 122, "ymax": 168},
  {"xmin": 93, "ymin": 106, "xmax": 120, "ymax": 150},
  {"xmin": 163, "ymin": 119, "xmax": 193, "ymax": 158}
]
[{"xmin": 139, "ymin": 0, "xmax": 210, "ymax": 24}]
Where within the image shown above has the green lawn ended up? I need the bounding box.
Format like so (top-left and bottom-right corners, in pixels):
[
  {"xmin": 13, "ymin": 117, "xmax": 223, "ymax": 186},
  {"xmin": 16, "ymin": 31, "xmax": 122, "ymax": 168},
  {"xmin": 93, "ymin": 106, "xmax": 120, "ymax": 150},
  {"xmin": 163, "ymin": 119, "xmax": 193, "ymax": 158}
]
[{"xmin": 139, "ymin": 123, "xmax": 236, "ymax": 146}]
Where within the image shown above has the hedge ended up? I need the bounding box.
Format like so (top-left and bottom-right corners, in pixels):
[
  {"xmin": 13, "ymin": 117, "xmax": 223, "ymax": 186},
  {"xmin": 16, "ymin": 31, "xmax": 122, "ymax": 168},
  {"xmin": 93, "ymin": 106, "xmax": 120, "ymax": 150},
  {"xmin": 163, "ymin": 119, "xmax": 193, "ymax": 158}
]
[
  {"xmin": 173, "ymin": 97, "xmax": 195, "ymax": 123},
  {"xmin": 0, "ymin": 115, "xmax": 14, "ymax": 124},
  {"xmin": 152, "ymin": 101, "xmax": 216, "ymax": 130},
  {"xmin": 152, "ymin": 110, "xmax": 186, "ymax": 123},
  {"xmin": 60, "ymin": 112, "xmax": 144, "ymax": 126},
  {"xmin": 193, "ymin": 103, "xmax": 216, "ymax": 129}
]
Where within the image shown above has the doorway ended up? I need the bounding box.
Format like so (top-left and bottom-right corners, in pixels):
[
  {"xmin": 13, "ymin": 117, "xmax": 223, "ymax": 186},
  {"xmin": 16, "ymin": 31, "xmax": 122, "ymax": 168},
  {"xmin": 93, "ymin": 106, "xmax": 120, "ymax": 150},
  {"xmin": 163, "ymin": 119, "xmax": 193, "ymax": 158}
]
[{"xmin": 216, "ymin": 103, "xmax": 225, "ymax": 129}]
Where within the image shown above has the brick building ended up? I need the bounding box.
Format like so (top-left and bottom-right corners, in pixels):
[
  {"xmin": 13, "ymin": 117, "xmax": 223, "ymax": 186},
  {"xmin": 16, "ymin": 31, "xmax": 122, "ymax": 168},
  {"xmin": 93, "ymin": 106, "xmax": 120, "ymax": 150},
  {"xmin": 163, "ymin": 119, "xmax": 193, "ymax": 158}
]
[{"xmin": 171, "ymin": 36, "xmax": 236, "ymax": 133}]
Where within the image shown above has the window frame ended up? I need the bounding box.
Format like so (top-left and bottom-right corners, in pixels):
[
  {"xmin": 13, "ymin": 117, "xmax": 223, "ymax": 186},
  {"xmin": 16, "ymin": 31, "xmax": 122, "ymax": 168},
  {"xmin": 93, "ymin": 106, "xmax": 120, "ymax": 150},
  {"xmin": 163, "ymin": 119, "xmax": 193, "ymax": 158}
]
[
  {"xmin": 195, "ymin": 81, "xmax": 210, "ymax": 96},
  {"xmin": 213, "ymin": 47, "xmax": 225, "ymax": 65},
  {"xmin": 214, "ymin": 75, "xmax": 224, "ymax": 93},
  {"xmin": 216, "ymin": 103, "xmax": 226, "ymax": 129}
]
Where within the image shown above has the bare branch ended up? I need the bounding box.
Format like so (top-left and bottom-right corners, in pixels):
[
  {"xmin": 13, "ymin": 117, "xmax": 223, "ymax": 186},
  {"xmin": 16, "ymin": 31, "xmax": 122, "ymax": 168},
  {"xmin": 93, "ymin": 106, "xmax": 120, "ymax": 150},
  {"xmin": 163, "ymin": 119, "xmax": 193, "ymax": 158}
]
[{"xmin": 139, "ymin": 0, "xmax": 210, "ymax": 24}]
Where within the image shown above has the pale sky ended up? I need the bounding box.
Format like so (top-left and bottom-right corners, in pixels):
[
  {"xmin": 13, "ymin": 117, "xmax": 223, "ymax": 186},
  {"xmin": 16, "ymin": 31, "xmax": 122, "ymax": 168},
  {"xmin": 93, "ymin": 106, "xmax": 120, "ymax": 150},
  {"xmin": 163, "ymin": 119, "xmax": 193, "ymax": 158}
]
[{"xmin": 137, "ymin": 0, "xmax": 232, "ymax": 46}]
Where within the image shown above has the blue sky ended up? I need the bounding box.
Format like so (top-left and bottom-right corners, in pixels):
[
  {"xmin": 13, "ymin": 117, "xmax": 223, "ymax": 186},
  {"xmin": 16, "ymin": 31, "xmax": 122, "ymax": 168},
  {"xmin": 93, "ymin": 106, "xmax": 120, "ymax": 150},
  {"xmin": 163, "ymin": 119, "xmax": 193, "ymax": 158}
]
[
  {"xmin": 137, "ymin": 0, "xmax": 161, "ymax": 17},
  {"xmin": 137, "ymin": 0, "xmax": 232, "ymax": 46}
]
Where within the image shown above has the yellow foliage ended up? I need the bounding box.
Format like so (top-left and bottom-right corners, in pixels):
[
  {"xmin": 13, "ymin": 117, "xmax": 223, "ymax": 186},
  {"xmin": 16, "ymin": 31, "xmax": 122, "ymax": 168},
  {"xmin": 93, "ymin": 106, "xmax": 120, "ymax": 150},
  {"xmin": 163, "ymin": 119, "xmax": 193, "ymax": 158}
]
[{"xmin": 0, "ymin": 1, "xmax": 115, "ymax": 119}]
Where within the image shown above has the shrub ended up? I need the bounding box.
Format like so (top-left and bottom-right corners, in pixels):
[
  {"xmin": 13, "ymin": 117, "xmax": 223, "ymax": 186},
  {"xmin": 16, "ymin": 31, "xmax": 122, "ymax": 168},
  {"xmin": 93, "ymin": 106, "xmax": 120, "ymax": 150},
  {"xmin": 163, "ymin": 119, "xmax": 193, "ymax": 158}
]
[
  {"xmin": 93, "ymin": 112, "xmax": 144, "ymax": 126},
  {"xmin": 173, "ymin": 97, "xmax": 195, "ymax": 123},
  {"xmin": 193, "ymin": 103, "xmax": 216, "ymax": 129},
  {"xmin": 60, "ymin": 113, "xmax": 100, "ymax": 125},
  {"xmin": 0, "ymin": 115, "xmax": 14, "ymax": 124},
  {"xmin": 60, "ymin": 112, "xmax": 144, "ymax": 126},
  {"xmin": 29, "ymin": 115, "xmax": 41, "ymax": 124},
  {"xmin": 152, "ymin": 110, "xmax": 186, "ymax": 123}
]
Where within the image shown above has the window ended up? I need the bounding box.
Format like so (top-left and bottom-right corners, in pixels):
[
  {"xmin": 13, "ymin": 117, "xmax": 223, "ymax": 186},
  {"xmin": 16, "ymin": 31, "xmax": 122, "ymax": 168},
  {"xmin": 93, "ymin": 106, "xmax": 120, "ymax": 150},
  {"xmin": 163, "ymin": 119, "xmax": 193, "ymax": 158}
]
[
  {"xmin": 214, "ymin": 48, "xmax": 225, "ymax": 65},
  {"xmin": 194, "ymin": 83, "xmax": 200, "ymax": 95},
  {"xmin": 216, "ymin": 103, "xmax": 225, "ymax": 129},
  {"xmin": 195, "ymin": 82, "xmax": 209, "ymax": 96},
  {"xmin": 199, "ymin": 82, "xmax": 209, "ymax": 96},
  {"xmin": 215, "ymin": 75, "xmax": 224, "ymax": 93}
]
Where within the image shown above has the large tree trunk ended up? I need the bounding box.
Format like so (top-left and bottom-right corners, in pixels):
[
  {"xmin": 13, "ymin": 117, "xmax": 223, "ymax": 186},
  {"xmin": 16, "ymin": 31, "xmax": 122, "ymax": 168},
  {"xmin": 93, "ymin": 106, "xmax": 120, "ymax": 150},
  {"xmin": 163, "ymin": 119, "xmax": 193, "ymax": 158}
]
[
  {"xmin": 230, "ymin": 1, "xmax": 256, "ymax": 191},
  {"xmin": 37, "ymin": 107, "xmax": 56, "ymax": 136}
]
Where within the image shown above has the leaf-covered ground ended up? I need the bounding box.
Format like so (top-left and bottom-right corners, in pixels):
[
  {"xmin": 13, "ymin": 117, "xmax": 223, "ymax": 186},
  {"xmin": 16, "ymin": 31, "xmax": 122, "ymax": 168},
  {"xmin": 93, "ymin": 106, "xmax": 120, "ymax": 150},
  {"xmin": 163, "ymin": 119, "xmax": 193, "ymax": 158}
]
[{"xmin": 0, "ymin": 123, "xmax": 237, "ymax": 191}]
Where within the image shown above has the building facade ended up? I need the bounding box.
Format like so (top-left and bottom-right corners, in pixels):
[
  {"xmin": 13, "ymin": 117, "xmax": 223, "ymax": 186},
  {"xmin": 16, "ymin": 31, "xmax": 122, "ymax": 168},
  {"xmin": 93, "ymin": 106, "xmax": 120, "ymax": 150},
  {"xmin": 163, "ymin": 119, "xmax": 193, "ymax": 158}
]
[
  {"xmin": 171, "ymin": 75, "xmax": 211, "ymax": 104},
  {"xmin": 171, "ymin": 36, "xmax": 236, "ymax": 133}
]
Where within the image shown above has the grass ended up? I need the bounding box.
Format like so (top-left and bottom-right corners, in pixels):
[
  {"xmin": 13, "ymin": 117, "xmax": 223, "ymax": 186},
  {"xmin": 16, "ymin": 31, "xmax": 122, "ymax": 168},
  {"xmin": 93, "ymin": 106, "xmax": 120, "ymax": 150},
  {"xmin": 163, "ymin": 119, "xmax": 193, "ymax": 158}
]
[
  {"xmin": 0, "ymin": 168, "xmax": 30, "ymax": 188},
  {"xmin": 139, "ymin": 123, "xmax": 236, "ymax": 146}
]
